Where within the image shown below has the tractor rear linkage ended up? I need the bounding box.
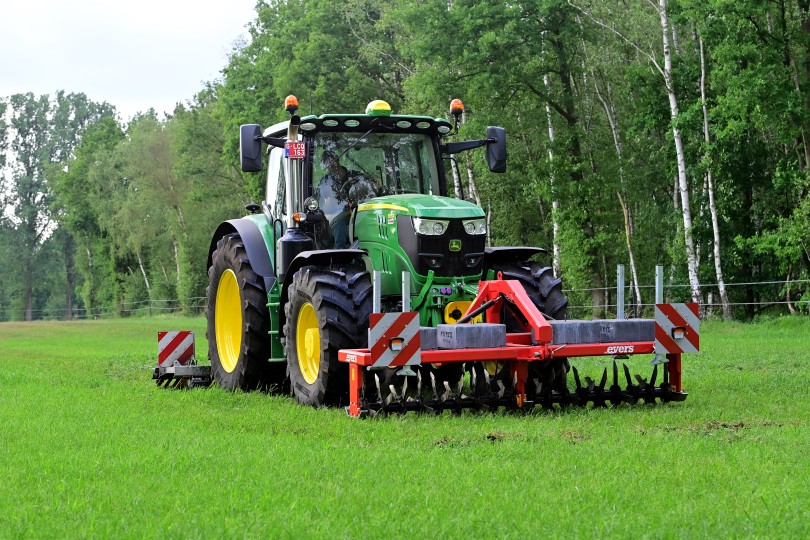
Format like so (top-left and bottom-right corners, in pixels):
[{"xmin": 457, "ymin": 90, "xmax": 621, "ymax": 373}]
[{"xmin": 338, "ymin": 275, "xmax": 696, "ymax": 418}]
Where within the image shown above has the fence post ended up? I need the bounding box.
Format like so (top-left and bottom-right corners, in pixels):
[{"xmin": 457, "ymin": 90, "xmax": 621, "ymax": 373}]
[
  {"xmin": 617, "ymin": 264, "xmax": 625, "ymax": 319},
  {"xmin": 655, "ymin": 265, "xmax": 664, "ymax": 305}
]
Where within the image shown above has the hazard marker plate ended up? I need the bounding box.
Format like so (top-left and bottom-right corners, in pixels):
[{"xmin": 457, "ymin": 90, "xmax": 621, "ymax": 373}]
[
  {"xmin": 369, "ymin": 312, "xmax": 421, "ymax": 367},
  {"xmin": 157, "ymin": 331, "xmax": 195, "ymax": 367},
  {"xmin": 654, "ymin": 304, "xmax": 699, "ymax": 354}
]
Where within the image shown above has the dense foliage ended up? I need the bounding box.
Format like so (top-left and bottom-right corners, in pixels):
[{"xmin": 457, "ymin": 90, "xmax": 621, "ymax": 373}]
[{"xmin": 1, "ymin": 0, "xmax": 808, "ymax": 320}]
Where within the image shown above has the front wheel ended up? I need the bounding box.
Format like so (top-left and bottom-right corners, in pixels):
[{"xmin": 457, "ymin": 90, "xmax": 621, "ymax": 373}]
[{"xmin": 283, "ymin": 263, "xmax": 372, "ymax": 406}]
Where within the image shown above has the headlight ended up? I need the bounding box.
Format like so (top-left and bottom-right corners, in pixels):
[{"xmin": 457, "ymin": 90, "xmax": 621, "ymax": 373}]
[
  {"xmin": 462, "ymin": 218, "xmax": 486, "ymax": 235},
  {"xmin": 412, "ymin": 217, "xmax": 449, "ymax": 236},
  {"xmin": 304, "ymin": 196, "xmax": 319, "ymax": 212}
]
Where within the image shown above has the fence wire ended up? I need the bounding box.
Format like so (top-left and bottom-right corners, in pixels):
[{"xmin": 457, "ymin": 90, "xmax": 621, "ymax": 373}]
[{"xmin": 1, "ymin": 277, "xmax": 808, "ymax": 321}]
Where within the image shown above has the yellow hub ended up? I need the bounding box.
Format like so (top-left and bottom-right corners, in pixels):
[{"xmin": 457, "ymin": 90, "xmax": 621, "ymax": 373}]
[
  {"xmin": 215, "ymin": 269, "xmax": 243, "ymax": 373},
  {"xmin": 296, "ymin": 302, "xmax": 321, "ymax": 384},
  {"xmin": 484, "ymin": 361, "xmax": 505, "ymax": 377}
]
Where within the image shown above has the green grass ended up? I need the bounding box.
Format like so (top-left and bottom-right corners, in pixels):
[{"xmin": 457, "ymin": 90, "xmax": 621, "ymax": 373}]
[{"xmin": 1, "ymin": 315, "xmax": 809, "ymax": 538}]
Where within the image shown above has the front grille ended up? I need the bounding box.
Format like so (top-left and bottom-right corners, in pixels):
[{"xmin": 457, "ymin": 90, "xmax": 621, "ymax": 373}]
[{"xmin": 397, "ymin": 216, "xmax": 485, "ymax": 277}]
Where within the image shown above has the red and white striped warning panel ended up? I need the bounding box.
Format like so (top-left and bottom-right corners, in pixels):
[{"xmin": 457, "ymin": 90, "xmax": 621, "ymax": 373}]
[
  {"xmin": 369, "ymin": 312, "xmax": 421, "ymax": 368},
  {"xmin": 158, "ymin": 331, "xmax": 195, "ymax": 367},
  {"xmin": 654, "ymin": 303, "xmax": 700, "ymax": 354}
]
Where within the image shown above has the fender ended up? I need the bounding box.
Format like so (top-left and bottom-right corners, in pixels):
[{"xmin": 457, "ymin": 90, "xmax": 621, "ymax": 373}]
[
  {"xmin": 278, "ymin": 249, "xmax": 367, "ymax": 337},
  {"xmin": 208, "ymin": 219, "xmax": 276, "ymax": 292},
  {"xmin": 482, "ymin": 246, "xmax": 549, "ymax": 270}
]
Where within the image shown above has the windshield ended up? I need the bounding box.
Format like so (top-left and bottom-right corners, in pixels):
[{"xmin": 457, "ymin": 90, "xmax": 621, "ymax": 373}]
[{"xmin": 311, "ymin": 132, "xmax": 440, "ymax": 220}]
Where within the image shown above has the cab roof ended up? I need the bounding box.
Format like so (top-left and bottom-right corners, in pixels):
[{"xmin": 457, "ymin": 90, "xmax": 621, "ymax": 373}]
[{"xmin": 262, "ymin": 114, "xmax": 454, "ymax": 138}]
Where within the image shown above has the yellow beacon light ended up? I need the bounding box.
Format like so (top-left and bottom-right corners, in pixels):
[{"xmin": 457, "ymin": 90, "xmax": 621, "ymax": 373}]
[
  {"xmin": 450, "ymin": 98, "xmax": 464, "ymax": 115},
  {"xmin": 365, "ymin": 100, "xmax": 392, "ymax": 117}
]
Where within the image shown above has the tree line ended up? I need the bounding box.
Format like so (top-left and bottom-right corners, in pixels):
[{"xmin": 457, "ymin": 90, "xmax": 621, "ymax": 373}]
[{"xmin": 1, "ymin": 0, "xmax": 808, "ymax": 321}]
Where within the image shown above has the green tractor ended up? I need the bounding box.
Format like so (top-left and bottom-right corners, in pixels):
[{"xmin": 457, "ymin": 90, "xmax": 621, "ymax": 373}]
[{"xmin": 206, "ymin": 97, "xmax": 568, "ymax": 407}]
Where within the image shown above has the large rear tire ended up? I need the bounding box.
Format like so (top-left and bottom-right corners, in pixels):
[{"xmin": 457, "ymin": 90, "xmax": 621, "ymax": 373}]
[
  {"xmin": 206, "ymin": 233, "xmax": 284, "ymax": 391},
  {"xmin": 283, "ymin": 263, "xmax": 372, "ymax": 406}
]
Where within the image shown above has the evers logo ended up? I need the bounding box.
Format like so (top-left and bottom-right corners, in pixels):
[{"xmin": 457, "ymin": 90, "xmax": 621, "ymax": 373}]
[{"xmin": 606, "ymin": 345, "xmax": 634, "ymax": 354}]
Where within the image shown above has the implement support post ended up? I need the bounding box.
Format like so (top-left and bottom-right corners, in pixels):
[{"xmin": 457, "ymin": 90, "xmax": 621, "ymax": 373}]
[
  {"xmin": 347, "ymin": 363, "xmax": 364, "ymax": 418},
  {"xmin": 667, "ymin": 353, "xmax": 682, "ymax": 392}
]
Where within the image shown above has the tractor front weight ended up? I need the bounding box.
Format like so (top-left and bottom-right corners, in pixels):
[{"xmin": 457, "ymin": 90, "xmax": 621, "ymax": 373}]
[{"xmin": 338, "ymin": 273, "xmax": 696, "ymax": 418}]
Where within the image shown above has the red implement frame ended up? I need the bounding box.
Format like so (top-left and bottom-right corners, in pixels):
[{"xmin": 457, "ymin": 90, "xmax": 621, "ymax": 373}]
[{"xmin": 338, "ymin": 278, "xmax": 685, "ymax": 417}]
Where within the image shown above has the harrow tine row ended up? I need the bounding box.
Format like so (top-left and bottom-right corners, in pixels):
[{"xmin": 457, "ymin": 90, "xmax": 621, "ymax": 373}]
[{"xmin": 358, "ymin": 360, "xmax": 686, "ymax": 416}]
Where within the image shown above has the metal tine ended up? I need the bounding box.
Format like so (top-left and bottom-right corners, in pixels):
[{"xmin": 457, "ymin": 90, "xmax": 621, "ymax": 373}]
[
  {"xmin": 609, "ymin": 361, "xmax": 623, "ymax": 406},
  {"xmin": 635, "ymin": 373, "xmax": 657, "ymax": 405},
  {"xmin": 374, "ymin": 373, "xmax": 385, "ymax": 407},
  {"xmin": 386, "ymin": 384, "xmax": 397, "ymax": 406},
  {"xmin": 470, "ymin": 366, "xmax": 478, "ymax": 398},
  {"xmin": 623, "ymin": 363, "xmax": 640, "ymax": 404},
  {"xmin": 585, "ymin": 377, "xmax": 595, "ymax": 392},
  {"xmin": 430, "ymin": 371, "xmax": 439, "ymax": 400},
  {"xmin": 442, "ymin": 381, "xmax": 452, "ymax": 403},
  {"xmin": 647, "ymin": 364, "xmax": 659, "ymax": 403},
  {"xmin": 496, "ymin": 380, "xmax": 506, "ymax": 400},
  {"xmin": 623, "ymin": 363, "xmax": 634, "ymax": 387},
  {"xmin": 572, "ymin": 366, "xmax": 589, "ymax": 406},
  {"xmin": 573, "ymin": 366, "xmax": 583, "ymax": 391},
  {"xmin": 591, "ymin": 368, "xmax": 608, "ymax": 408}
]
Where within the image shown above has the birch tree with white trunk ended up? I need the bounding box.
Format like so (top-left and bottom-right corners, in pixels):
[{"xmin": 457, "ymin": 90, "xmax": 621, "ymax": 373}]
[{"xmin": 569, "ymin": 0, "xmax": 702, "ymax": 304}]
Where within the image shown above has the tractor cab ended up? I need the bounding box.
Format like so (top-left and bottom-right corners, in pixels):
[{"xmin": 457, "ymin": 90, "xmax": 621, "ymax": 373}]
[{"xmin": 240, "ymin": 98, "xmax": 507, "ymax": 283}]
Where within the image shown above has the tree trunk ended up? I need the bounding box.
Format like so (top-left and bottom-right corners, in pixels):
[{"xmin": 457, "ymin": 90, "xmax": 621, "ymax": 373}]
[
  {"xmin": 64, "ymin": 243, "xmax": 74, "ymax": 321},
  {"xmin": 659, "ymin": 0, "xmax": 701, "ymax": 305},
  {"xmin": 593, "ymin": 73, "xmax": 643, "ymax": 315},
  {"xmin": 137, "ymin": 251, "xmax": 152, "ymax": 299},
  {"xmin": 451, "ymin": 157, "xmax": 463, "ymax": 200},
  {"xmin": 465, "ymin": 154, "xmax": 481, "ymax": 207},
  {"xmin": 544, "ymin": 73, "xmax": 562, "ymax": 278},
  {"xmin": 486, "ymin": 201, "xmax": 492, "ymax": 247},
  {"xmin": 461, "ymin": 109, "xmax": 481, "ymax": 207},
  {"xmin": 700, "ymin": 36, "xmax": 731, "ymax": 319},
  {"xmin": 617, "ymin": 192, "xmax": 643, "ymax": 316},
  {"xmin": 172, "ymin": 235, "xmax": 181, "ymax": 285}
]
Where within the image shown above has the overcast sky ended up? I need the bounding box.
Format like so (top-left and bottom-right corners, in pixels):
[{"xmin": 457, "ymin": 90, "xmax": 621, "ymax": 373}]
[{"xmin": 0, "ymin": 0, "xmax": 257, "ymax": 119}]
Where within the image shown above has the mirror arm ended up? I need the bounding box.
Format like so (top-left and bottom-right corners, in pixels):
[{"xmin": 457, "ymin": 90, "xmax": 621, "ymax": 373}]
[
  {"xmin": 260, "ymin": 136, "xmax": 286, "ymax": 148},
  {"xmin": 441, "ymin": 137, "xmax": 497, "ymax": 155}
]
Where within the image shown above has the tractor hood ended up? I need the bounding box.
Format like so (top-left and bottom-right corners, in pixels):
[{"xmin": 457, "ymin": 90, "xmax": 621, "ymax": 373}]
[{"xmin": 357, "ymin": 194, "xmax": 484, "ymax": 219}]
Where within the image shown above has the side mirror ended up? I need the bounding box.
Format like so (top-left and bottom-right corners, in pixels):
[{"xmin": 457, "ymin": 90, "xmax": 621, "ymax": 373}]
[
  {"xmin": 486, "ymin": 126, "xmax": 507, "ymax": 173},
  {"xmin": 240, "ymin": 124, "xmax": 263, "ymax": 172}
]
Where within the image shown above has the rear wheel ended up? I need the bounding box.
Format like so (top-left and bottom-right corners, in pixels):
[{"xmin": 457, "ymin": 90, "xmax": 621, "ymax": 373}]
[
  {"xmin": 206, "ymin": 233, "xmax": 284, "ymax": 391},
  {"xmin": 283, "ymin": 263, "xmax": 372, "ymax": 406}
]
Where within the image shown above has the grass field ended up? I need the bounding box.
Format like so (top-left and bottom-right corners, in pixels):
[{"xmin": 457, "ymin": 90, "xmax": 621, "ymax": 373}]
[{"xmin": 1, "ymin": 315, "xmax": 809, "ymax": 538}]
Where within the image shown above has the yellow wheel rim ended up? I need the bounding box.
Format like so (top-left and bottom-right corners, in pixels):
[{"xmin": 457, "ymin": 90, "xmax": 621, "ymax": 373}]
[
  {"xmin": 215, "ymin": 269, "xmax": 242, "ymax": 373},
  {"xmin": 484, "ymin": 361, "xmax": 505, "ymax": 377},
  {"xmin": 296, "ymin": 302, "xmax": 321, "ymax": 384}
]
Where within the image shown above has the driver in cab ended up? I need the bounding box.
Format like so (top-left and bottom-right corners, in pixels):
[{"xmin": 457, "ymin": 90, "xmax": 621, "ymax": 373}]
[{"xmin": 317, "ymin": 150, "xmax": 383, "ymax": 248}]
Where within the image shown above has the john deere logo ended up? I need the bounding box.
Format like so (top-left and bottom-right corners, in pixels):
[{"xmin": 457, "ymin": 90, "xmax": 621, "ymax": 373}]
[{"xmin": 449, "ymin": 239, "xmax": 462, "ymax": 252}]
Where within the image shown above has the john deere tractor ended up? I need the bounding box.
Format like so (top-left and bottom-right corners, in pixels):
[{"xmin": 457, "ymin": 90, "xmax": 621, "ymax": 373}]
[{"xmin": 206, "ymin": 97, "xmax": 568, "ymax": 407}]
